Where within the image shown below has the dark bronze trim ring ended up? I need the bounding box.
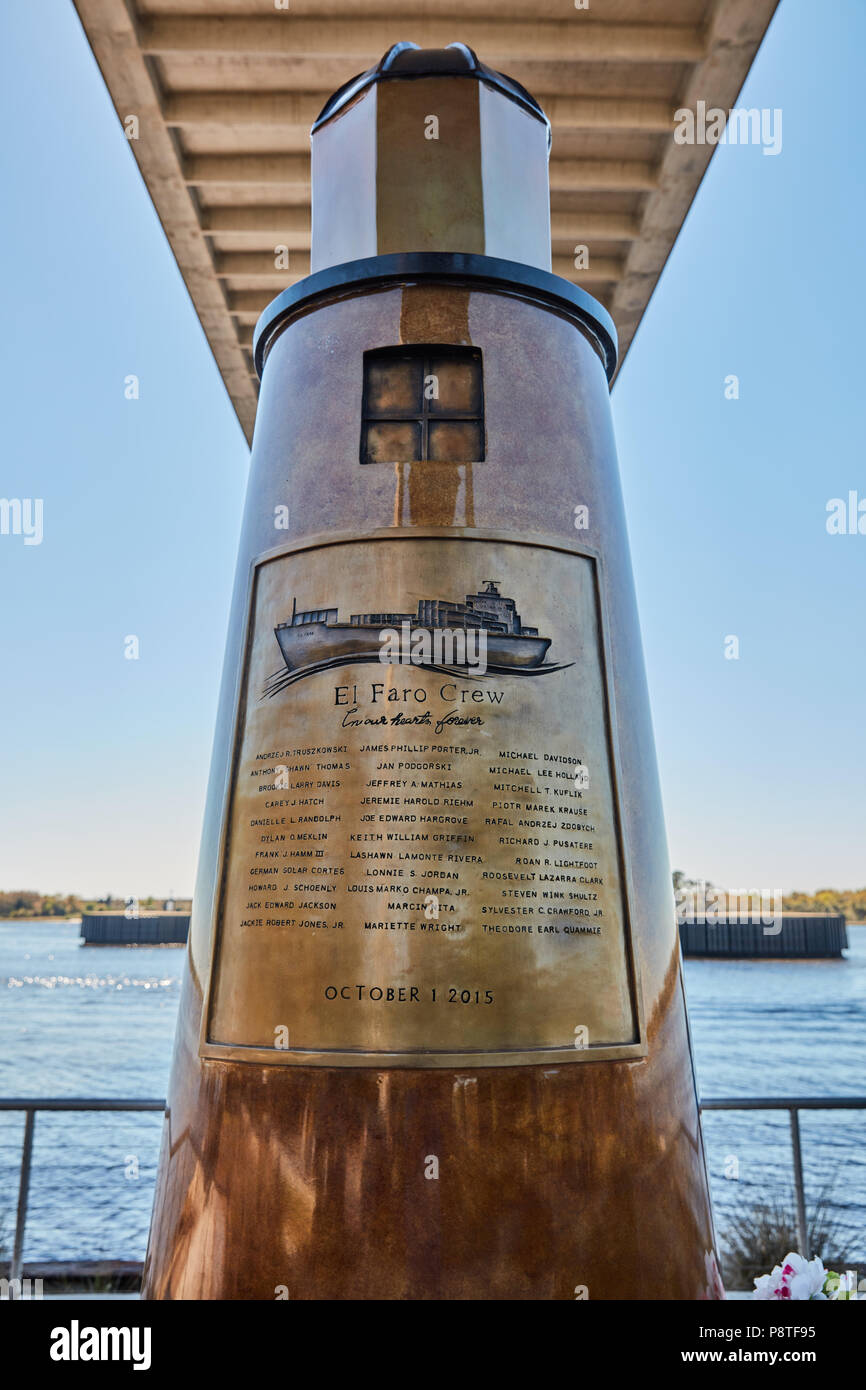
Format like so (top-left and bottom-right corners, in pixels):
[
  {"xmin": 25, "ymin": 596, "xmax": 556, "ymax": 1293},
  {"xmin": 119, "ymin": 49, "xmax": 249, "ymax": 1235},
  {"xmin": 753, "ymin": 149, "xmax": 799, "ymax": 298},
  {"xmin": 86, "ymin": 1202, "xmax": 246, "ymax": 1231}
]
[{"xmin": 253, "ymin": 252, "xmax": 619, "ymax": 384}]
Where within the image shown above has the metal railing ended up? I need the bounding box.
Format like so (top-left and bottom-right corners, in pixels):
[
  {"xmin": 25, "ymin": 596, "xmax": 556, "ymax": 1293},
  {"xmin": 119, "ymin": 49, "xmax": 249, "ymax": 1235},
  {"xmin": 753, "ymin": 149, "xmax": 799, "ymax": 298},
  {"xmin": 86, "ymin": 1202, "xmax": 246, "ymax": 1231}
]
[
  {"xmin": 2, "ymin": 1094, "xmax": 865, "ymax": 1283},
  {"xmin": 0, "ymin": 1098, "xmax": 164, "ymax": 1284},
  {"xmin": 700, "ymin": 1096, "xmax": 866, "ymax": 1256}
]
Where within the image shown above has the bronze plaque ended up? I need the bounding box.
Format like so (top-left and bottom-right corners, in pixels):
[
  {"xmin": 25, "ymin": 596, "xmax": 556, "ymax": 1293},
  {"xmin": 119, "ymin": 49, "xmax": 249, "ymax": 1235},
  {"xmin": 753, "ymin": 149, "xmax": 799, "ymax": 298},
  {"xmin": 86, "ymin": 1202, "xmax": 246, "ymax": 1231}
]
[{"xmin": 203, "ymin": 531, "xmax": 644, "ymax": 1066}]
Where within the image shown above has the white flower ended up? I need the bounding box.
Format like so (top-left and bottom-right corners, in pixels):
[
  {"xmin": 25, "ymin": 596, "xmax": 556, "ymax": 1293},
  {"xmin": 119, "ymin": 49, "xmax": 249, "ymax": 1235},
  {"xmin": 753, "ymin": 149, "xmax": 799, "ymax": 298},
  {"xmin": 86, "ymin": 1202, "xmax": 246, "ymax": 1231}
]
[
  {"xmin": 752, "ymin": 1253, "xmax": 827, "ymax": 1300},
  {"xmin": 753, "ymin": 1272, "xmax": 777, "ymax": 1300}
]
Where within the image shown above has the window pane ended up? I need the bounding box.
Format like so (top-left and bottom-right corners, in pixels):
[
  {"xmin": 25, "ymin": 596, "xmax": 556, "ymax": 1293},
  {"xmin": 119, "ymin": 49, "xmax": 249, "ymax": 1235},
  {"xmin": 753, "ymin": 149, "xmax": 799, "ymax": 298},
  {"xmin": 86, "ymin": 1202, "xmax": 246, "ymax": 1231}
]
[
  {"xmin": 365, "ymin": 356, "xmax": 423, "ymax": 415},
  {"xmin": 362, "ymin": 420, "xmax": 422, "ymax": 464},
  {"xmin": 427, "ymin": 353, "xmax": 482, "ymax": 414},
  {"xmin": 427, "ymin": 420, "xmax": 483, "ymax": 463}
]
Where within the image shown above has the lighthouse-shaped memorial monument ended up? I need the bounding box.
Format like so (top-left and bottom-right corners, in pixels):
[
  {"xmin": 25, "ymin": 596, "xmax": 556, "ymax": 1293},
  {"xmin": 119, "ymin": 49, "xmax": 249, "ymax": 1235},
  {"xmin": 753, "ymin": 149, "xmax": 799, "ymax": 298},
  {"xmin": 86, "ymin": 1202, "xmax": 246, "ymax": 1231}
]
[{"xmin": 144, "ymin": 42, "xmax": 721, "ymax": 1301}]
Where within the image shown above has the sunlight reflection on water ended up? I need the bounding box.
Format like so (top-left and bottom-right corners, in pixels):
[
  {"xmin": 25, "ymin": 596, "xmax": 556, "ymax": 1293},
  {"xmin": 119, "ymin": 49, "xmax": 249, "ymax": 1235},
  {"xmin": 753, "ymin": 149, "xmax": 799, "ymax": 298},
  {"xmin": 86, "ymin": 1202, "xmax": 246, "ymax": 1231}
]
[{"xmin": 0, "ymin": 919, "xmax": 863, "ymax": 1263}]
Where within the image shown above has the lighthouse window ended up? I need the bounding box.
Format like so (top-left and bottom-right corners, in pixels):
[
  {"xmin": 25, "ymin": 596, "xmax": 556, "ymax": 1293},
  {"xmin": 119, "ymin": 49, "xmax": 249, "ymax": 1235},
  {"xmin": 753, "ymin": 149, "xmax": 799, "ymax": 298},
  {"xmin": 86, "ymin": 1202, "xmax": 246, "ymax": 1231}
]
[{"xmin": 361, "ymin": 346, "xmax": 484, "ymax": 464}]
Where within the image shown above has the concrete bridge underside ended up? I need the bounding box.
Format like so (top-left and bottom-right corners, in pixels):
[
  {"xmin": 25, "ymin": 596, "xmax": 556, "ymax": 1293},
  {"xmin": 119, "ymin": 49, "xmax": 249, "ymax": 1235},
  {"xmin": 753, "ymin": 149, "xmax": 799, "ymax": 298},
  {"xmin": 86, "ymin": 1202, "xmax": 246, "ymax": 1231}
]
[{"xmin": 73, "ymin": 0, "xmax": 779, "ymax": 442}]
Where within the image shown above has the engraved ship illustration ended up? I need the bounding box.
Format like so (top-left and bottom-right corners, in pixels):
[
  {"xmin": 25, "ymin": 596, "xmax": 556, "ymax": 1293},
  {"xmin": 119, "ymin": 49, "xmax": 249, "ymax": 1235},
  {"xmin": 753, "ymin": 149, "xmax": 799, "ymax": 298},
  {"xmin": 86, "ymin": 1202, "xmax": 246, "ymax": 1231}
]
[{"xmin": 275, "ymin": 580, "xmax": 552, "ymax": 671}]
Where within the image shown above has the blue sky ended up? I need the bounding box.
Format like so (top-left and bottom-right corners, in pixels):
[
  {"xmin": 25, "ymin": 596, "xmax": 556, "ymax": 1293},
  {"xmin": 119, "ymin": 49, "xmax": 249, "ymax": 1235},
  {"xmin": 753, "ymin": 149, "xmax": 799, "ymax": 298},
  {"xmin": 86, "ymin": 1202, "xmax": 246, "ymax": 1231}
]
[{"xmin": 0, "ymin": 0, "xmax": 863, "ymax": 898}]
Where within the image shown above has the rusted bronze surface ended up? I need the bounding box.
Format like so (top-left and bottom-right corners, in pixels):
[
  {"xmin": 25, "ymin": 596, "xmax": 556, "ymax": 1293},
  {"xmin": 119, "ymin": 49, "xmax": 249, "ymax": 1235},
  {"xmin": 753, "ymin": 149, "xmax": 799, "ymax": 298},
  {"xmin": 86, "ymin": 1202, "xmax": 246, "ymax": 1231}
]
[{"xmin": 143, "ymin": 280, "xmax": 720, "ymax": 1299}]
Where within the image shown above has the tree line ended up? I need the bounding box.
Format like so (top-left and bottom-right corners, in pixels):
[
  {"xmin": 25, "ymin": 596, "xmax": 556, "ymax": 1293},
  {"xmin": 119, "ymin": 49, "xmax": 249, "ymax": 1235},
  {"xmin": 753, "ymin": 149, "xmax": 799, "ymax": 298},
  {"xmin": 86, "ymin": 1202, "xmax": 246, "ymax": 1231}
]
[
  {"xmin": 2, "ymin": 882, "xmax": 864, "ymax": 922},
  {"xmin": 672, "ymin": 873, "xmax": 866, "ymax": 922},
  {"xmin": 0, "ymin": 891, "xmax": 190, "ymax": 918}
]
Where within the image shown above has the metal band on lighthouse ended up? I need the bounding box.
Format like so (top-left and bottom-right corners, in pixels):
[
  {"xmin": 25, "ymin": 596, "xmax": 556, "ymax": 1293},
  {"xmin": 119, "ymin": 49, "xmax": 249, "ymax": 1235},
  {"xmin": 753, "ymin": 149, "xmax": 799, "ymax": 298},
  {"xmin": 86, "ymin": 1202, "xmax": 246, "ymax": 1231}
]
[{"xmin": 143, "ymin": 42, "xmax": 720, "ymax": 1301}]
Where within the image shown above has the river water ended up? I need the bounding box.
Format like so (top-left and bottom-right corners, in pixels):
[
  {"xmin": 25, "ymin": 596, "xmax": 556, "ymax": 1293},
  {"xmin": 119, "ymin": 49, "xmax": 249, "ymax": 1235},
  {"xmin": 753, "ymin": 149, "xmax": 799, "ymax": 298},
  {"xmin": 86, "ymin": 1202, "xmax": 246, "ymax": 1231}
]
[{"xmin": 1, "ymin": 919, "xmax": 863, "ymax": 1266}]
